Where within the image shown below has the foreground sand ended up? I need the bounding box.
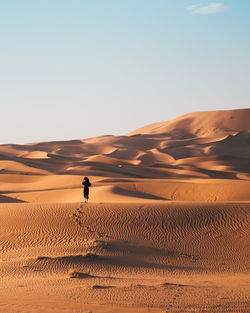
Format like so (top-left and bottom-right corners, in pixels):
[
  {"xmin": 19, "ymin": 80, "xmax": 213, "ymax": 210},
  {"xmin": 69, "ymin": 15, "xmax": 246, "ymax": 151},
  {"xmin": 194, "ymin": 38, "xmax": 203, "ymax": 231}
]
[{"xmin": 0, "ymin": 201, "xmax": 249, "ymax": 312}]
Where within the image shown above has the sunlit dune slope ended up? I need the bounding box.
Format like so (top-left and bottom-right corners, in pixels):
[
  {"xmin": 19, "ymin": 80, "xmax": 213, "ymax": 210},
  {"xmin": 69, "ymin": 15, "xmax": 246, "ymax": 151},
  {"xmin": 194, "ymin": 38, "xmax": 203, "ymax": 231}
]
[
  {"xmin": 0, "ymin": 109, "xmax": 249, "ymax": 203},
  {"xmin": 0, "ymin": 202, "xmax": 248, "ymax": 271},
  {"xmin": 129, "ymin": 108, "xmax": 250, "ymax": 137},
  {"xmin": 0, "ymin": 202, "xmax": 249, "ymax": 312},
  {"xmin": 2, "ymin": 177, "xmax": 250, "ymax": 203}
]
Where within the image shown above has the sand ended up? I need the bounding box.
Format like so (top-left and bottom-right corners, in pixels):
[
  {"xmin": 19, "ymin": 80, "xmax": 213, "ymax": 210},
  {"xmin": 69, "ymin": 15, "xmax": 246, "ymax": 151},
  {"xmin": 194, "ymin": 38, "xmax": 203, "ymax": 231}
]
[
  {"xmin": 0, "ymin": 202, "xmax": 249, "ymax": 312},
  {"xmin": 0, "ymin": 109, "xmax": 249, "ymax": 312}
]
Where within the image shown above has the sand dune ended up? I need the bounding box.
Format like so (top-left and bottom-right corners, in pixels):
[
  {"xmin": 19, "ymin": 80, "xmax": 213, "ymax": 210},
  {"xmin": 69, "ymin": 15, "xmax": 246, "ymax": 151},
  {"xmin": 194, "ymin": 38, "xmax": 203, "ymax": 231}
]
[
  {"xmin": 0, "ymin": 109, "xmax": 249, "ymax": 203},
  {"xmin": 129, "ymin": 108, "xmax": 250, "ymax": 137},
  {"xmin": 0, "ymin": 108, "xmax": 249, "ymax": 179},
  {"xmin": 0, "ymin": 109, "xmax": 249, "ymax": 312},
  {"xmin": 0, "ymin": 202, "xmax": 249, "ymax": 312}
]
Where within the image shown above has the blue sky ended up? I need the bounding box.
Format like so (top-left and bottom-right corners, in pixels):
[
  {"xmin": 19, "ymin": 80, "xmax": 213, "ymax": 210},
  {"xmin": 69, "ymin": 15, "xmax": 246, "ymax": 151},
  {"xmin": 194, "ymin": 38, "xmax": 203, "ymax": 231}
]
[{"xmin": 0, "ymin": 0, "xmax": 249, "ymax": 144}]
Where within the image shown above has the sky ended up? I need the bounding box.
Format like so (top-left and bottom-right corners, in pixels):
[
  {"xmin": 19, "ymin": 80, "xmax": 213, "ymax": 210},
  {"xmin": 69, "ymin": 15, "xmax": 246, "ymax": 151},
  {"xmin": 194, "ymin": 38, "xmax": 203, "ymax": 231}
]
[{"xmin": 0, "ymin": 0, "xmax": 249, "ymax": 144}]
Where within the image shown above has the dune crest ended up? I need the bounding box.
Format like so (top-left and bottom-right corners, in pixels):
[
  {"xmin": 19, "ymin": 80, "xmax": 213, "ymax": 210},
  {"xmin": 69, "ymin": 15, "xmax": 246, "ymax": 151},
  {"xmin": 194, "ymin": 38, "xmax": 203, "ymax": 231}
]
[{"xmin": 129, "ymin": 108, "xmax": 250, "ymax": 137}]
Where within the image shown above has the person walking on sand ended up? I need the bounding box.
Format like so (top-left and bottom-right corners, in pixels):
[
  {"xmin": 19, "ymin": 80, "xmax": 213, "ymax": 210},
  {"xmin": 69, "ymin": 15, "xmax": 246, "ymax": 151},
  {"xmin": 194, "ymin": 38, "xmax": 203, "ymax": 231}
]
[{"xmin": 82, "ymin": 177, "xmax": 91, "ymax": 203}]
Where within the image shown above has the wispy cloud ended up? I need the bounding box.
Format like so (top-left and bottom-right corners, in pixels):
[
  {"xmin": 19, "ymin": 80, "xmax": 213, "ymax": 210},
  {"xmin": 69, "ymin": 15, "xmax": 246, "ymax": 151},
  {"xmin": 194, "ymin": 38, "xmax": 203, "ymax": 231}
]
[{"xmin": 186, "ymin": 2, "xmax": 228, "ymax": 15}]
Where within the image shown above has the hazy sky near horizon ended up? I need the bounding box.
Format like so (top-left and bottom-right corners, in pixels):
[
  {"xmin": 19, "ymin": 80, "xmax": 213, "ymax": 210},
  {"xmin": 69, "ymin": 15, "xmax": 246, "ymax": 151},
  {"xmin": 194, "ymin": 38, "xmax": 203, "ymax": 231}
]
[{"xmin": 0, "ymin": 0, "xmax": 249, "ymax": 144}]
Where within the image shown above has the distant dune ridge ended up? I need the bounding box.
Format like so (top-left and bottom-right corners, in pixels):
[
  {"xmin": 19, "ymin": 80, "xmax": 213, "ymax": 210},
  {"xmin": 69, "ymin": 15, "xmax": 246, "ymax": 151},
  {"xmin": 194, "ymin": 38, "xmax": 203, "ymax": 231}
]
[
  {"xmin": 0, "ymin": 109, "xmax": 249, "ymax": 312},
  {"xmin": 0, "ymin": 108, "xmax": 249, "ymax": 203},
  {"xmin": 129, "ymin": 108, "xmax": 250, "ymax": 137}
]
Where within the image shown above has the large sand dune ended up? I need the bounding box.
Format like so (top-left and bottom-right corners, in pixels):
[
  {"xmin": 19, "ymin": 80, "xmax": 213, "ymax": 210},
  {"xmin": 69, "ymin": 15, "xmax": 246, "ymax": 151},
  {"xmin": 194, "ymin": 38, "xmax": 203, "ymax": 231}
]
[
  {"xmin": 0, "ymin": 108, "xmax": 249, "ymax": 203},
  {"xmin": 0, "ymin": 109, "xmax": 249, "ymax": 312}
]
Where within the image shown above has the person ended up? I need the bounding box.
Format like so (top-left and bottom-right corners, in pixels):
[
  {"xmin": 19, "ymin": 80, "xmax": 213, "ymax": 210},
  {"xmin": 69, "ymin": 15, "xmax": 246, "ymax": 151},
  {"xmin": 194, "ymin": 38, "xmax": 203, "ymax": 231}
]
[{"xmin": 82, "ymin": 177, "xmax": 91, "ymax": 203}]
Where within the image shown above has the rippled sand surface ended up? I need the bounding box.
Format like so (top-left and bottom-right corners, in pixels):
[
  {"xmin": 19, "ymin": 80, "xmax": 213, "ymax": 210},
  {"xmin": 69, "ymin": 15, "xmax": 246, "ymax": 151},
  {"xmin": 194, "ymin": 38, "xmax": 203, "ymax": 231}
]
[{"xmin": 0, "ymin": 202, "xmax": 249, "ymax": 312}]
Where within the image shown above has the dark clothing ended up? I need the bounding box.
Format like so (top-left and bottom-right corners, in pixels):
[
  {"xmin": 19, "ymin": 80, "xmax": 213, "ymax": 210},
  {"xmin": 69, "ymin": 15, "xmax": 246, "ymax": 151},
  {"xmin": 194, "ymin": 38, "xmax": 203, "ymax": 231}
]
[
  {"xmin": 84, "ymin": 187, "xmax": 89, "ymax": 199},
  {"xmin": 82, "ymin": 180, "xmax": 91, "ymax": 199}
]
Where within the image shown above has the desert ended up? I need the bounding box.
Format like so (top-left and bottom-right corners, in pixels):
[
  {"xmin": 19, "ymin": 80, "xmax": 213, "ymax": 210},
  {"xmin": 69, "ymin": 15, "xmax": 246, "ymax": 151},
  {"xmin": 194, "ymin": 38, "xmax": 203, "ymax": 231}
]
[{"xmin": 0, "ymin": 109, "xmax": 249, "ymax": 312}]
